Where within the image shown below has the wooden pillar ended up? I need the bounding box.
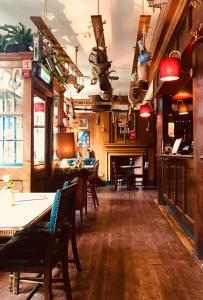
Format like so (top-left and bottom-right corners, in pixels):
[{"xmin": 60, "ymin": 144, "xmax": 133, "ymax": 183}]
[
  {"xmin": 156, "ymin": 97, "xmax": 164, "ymax": 204},
  {"xmin": 193, "ymin": 42, "xmax": 203, "ymax": 257}
]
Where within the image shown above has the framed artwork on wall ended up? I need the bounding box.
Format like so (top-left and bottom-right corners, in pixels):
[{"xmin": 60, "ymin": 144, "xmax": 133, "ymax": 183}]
[
  {"xmin": 77, "ymin": 130, "xmax": 90, "ymax": 147},
  {"xmin": 78, "ymin": 118, "xmax": 88, "ymax": 129}
]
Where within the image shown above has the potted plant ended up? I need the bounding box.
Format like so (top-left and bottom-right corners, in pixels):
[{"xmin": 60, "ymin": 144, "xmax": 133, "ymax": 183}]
[
  {"xmin": 0, "ymin": 34, "xmax": 10, "ymax": 52},
  {"xmin": 0, "ymin": 22, "xmax": 33, "ymax": 52}
]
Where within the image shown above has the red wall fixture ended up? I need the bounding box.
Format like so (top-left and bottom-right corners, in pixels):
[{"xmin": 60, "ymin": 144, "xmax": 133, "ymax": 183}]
[
  {"xmin": 140, "ymin": 103, "xmax": 151, "ymax": 117},
  {"xmin": 159, "ymin": 51, "xmax": 180, "ymax": 82}
]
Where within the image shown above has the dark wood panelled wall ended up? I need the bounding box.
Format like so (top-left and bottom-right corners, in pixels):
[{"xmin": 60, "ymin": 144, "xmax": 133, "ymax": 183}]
[
  {"xmin": 193, "ymin": 42, "xmax": 203, "ymax": 257},
  {"xmin": 154, "ymin": 2, "xmax": 203, "ymax": 257}
]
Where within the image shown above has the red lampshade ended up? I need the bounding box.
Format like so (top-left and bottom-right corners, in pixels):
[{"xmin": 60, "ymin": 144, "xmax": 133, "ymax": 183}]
[
  {"xmin": 140, "ymin": 104, "xmax": 151, "ymax": 117},
  {"xmin": 55, "ymin": 132, "xmax": 76, "ymax": 160},
  {"xmin": 172, "ymin": 91, "xmax": 192, "ymax": 100},
  {"xmin": 34, "ymin": 102, "xmax": 45, "ymax": 112},
  {"xmin": 159, "ymin": 57, "xmax": 180, "ymax": 81},
  {"xmin": 177, "ymin": 100, "xmax": 189, "ymax": 115}
]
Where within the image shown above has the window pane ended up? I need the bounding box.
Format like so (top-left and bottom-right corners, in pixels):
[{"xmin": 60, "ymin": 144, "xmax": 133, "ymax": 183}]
[
  {"xmin": 34, "ymin": 97, "xmax": 45, "ymax": 126},
  {"xmin": 34, "ymin": 128, "xmax": 45, "ymax": 165},
  {"xmin": 0, "ymin": 68, "xmax": 23, "ymax": 113},
  {"xmin": 0, "ymin": 115, "xmax": 23, "ymax": 165}
]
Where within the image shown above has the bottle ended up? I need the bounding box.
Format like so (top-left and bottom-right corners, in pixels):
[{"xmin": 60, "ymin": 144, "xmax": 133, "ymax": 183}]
[{"xmin": 8, "ymin": 188, "xmax": 15, "ymax": 206}]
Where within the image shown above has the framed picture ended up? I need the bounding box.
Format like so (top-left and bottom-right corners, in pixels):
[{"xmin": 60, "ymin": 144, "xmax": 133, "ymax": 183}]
[
  {"xmin": 77, "ymin": 130, "xmax": 90, "ymax": 147},
  {"xmin": 78, "ymin": 118, "xmax": 88, "ymax": 129}
]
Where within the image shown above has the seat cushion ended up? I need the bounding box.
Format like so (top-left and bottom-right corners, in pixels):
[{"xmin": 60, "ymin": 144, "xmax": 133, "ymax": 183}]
[{"xmin": 0, "ymin": 234, "xmax": 60, "ymax": 271}]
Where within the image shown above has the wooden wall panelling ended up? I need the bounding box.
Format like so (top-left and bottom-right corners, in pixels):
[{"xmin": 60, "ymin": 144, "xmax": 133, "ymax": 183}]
[
  {"xmin": 159, "ymin": 155, "xmax": 195, "ymax": 230},
  {"xmin": 162, "ymin": 160, "xmax": 169, "ymax": 201},
  {"xmin": 169, "ymin": 164, "xmax": 176, "ymax": 206},
  {"xmin": 193, "ymin": 42, "xmax": 203, "ymax": 257},
  {"xmin": 185, "ymin": 160, "xmax": 195, "ymax": 222},
  {"xmin": 23, "ymin": 75, "xmax": 33, "ymax": 192},
  {"xmin": 176, "ymin": 164, "xmax": 185, "ymax": 214}
]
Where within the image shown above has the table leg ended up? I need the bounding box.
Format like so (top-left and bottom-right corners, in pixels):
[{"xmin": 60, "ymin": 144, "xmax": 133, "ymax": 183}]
[
  {"xmin": 9, "ymin": 272, "xmax": 14, "ymax": 292},
  {"xmin": 9, "ymin": 272, "xmax": 19, "ymax": 294},
  {"xmin": 13, "ymin": 272, "xmax": 19, "ymax": 294}
]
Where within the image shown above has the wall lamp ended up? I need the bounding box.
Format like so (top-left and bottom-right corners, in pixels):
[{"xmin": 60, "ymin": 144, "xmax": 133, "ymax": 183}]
[
  {"xmin": 177, "ymin": 100, "xmax": 189, "ymax": 115},
  {"xmin": 159, "ymin": 51, "xmax": 180, "ymax": 82},
  {"xmin": 140, "ymin": 103, "xmax": 151, "ymax": 117}
]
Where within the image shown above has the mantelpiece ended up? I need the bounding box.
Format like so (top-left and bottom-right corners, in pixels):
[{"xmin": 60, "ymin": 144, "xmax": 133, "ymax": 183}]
[{"xmin": 104, "ymin": 144, "xmax": 147, "ymax": 181}]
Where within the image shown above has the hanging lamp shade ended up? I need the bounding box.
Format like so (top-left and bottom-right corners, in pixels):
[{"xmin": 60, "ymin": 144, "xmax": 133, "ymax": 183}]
[
  {"xmin": 178, "ymin": 100, "xmax": 189, "ymax": 115},
  {"xmin": 160, "ymin": 51, "xmax": 181, "ymax": 82},
  {"xmin": 140, "ymin": 104, "xmax": 151, "ymax": 117},
  {"xmin": 160, "ymin": 57, "xmax": 180, "ymax": 81},
  {"xmin": 172, "ymin": 90, "xmax": 192, "ymax": 100},
  {"xmin": 34, "ymin": 102, "xmax": 45, "ymax": 112}
]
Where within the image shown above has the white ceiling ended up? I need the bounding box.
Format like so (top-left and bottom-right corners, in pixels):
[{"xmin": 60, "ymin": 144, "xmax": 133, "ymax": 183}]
[{"xmin": 0, "ymin": 0, "xmax": 160, "ymax": 99}]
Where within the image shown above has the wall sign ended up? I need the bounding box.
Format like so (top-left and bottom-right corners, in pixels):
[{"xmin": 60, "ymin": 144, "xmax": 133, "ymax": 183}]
[{"xmin": 38, "ymin": 65, "xmax": 51, "ymax": 84}]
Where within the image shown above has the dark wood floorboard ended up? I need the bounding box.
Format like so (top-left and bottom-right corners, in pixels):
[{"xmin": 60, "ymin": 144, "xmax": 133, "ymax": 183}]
[{"xmin": 1, "ymin": 186, "xmax": 203, "ymax": 299}]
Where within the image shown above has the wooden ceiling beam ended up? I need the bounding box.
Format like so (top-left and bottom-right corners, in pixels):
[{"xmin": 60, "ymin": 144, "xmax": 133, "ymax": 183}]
[
  {"xmin": 91, "ymin": 15, "xmax": 106, "ymax": 50},
  {"xmin": 131, "ymin": 15, "xmax": 151, "ymax": 74},
  {"xmin": 30, "ymin": 16, "xmax": 83, "ymax": 76}
]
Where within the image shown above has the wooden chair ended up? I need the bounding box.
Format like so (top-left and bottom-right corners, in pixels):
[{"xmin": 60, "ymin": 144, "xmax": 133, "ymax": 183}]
[
  {"xmin": 0, "ymin": 182, "xmax": 79, "ymax": 300},
  {"xmin": 64, "ymin": 175, "xmax": 88, "ymax": 224},
  {"xmin": 112, "ymin": 160, "xmax": 130, "ymax": 190},
  {"xmin": 87, "ymin": 160, "xmax": 99, "ymax": 209},
  {"xmin": 135, "ymin": 161, "xmax": 149, "ymax": 190}
]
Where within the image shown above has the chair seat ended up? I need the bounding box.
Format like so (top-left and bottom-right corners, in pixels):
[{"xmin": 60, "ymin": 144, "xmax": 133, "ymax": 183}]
[{"xmin": 0, "ymin": 234, "xmax": 62, "ymax": 271}]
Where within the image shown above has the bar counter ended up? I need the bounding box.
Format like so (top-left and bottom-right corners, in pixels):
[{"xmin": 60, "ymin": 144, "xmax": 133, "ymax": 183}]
[{"xmin": 157, "ymin": 153, "xmax": 195, "ymax": 232}]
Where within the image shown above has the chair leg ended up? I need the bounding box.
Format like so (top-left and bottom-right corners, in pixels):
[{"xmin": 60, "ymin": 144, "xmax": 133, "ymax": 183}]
[
  {"xmin": 90, "ymin": 186, "xmax": 97, "ymax": 209},
  {"xmin": 71, "ymin": 232, "xmax": 82, "ymax": 272},
  {"xmin": 114, "ymin": 180, "xmax": 117, "ymax": 191},
  {"xmin": 79, "ymin": 208, "xmax": 83, "ymax": 224},
  {"xmin": 92, "ymin": 186, "xmax": 99, "ymax": 206},
  {"xmin": 44, "ymin": 267, "xmax": 52, "ymax": 300},
  {"xmin": 62, "ymin": 239, "xmax": 72, "ymax": 300}
]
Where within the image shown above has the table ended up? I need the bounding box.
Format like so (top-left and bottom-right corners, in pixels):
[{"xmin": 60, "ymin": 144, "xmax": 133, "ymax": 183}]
[
  {"xmin": 0, "ymin": 191, "xmax": 55, "ymax": 237},
  {"xmin": 120, "ymin": 165, "xmax": 142, "ymax": 189}
]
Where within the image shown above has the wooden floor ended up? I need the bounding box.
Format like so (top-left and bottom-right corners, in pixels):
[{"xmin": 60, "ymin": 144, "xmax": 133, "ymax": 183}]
[{"xmin": 1, "ymin": 186, "xmax": 203, "ymax": 299}]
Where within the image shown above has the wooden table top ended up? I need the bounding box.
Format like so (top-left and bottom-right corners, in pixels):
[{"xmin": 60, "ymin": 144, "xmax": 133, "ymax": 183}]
[{"xmin": 0, "ymin": 191, "xmax": 55, "ymax": 236}]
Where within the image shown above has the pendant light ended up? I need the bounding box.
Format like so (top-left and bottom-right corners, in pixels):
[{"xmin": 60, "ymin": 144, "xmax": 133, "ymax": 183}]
[
  {"xmin": 140, "ymin": 103, "xmax": 151, "ymax": 117},
  {"xmin": 178, "ymin": 100, "xmax": 189, "ymax": 115},
  {"xmin": 159, "ymin": 51, "xmax": 180, "ymax": 82}
]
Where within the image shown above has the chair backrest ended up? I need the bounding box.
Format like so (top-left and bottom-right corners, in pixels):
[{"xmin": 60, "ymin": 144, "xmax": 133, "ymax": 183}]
[
  {"xmin": 112, "ymin": 161, "xmax": 118, "ymax": 178},
  {"xmin": 48, "ymin": 181, "xmax": 78, "ymax": 235}
]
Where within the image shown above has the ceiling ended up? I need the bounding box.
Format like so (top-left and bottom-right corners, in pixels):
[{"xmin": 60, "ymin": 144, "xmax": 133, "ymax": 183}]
[{"xmin": 0, "ymin": 0, "xmax": 160, "ymax": 99}]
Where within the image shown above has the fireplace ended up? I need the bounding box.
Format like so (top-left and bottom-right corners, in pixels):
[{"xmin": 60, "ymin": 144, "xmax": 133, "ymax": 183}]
[{"xmin": 104, "ymin": 144, "xmax": 147, "ymax": 181}]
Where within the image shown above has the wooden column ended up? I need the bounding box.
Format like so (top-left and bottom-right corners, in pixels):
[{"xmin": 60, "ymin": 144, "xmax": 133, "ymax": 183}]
[
  {"xmin": 193, "ymin": 42, "xmax": 203, "ymax": 257},
  {"xmin": 156, "ymin": 97, "xmax": 164, "ymax": 204}
]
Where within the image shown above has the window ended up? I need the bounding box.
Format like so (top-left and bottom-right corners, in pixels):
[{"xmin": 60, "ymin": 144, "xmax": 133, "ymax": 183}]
[
  {"xmin": 34, "ymin": 96, "xmax": 45, "ymax": 165},
  {"xmin": 0, "ymin": 68, "xmax": 23, "ymax": 166}
]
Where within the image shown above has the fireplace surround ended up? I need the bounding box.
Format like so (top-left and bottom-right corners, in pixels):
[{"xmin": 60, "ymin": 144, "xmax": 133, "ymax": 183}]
[{"xmin": 104, "ymin": 144, "xmax": 147, "ymax": 181}]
